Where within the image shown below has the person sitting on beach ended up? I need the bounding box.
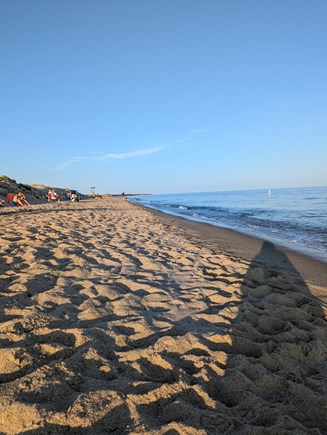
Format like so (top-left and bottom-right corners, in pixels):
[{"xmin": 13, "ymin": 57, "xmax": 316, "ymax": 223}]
[
  {"xmin": 47, "ymin": 189, "xmax": 54, "ymax": 202},
  {"xmin": 6, "ymin": 193, "xmax": 23, "ymax": 206},
  {"xmin": 8, "ymin": 192, "xmax": 30, "ymax": 206},
  {"xmin": 16, "ymin": 192, "xmax": 30, "ymax": 206},
  {"xmin": 47, "ymin": 189, "xmax": 61, "ymax": 202}
]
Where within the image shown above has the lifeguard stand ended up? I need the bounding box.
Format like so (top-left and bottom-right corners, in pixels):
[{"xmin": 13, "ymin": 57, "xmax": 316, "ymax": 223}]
[{"xmin": 91, "ymin": 187, "xmax": 96, "ymax": 198}]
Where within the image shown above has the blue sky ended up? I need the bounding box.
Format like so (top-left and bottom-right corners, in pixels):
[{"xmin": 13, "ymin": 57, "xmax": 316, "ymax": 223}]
[{"xmin": 1, "ymin": 0, "xmax": 326, "ymax": 194}]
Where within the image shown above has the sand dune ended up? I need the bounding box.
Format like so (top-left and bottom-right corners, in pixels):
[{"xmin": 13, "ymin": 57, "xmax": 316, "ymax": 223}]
[{"xmin": 0, "ymin": 198, "xmax": 326, "ymax": 434}]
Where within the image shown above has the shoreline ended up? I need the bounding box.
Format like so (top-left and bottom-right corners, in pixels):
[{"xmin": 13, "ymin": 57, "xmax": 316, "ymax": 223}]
[
  {"xmin": 134, "ymin": 200, "xmax": 327, "ymax": 264},
  {"xmin": 133, "ymin": 202, "xmax": 327, "ymax": 292}
]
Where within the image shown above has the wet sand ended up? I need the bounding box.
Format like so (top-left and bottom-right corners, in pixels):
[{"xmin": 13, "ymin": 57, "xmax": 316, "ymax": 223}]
[{"xmin": 0, "ymin": 198, "xmax": 326, "ymax": 434}]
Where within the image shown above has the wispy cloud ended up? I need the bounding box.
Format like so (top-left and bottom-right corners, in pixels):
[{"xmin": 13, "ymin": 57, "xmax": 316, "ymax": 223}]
[
  {"xmin": 53, "ymin": 126, "xmax": 214, "ymax": 171},
  {"xmin": 52, "ymin": 147, "xmax": 162, "ymax": 171},
  {"xmin": 154, "ymin": 127, "xmax": 215, "ymax": 149},
  {"xmin": 96, "ymin": 147, "xmax": 162, "ymax": 161},
  {"xmin": 52, "ymin": 156, "xmax": 87, "ymax": 171}
]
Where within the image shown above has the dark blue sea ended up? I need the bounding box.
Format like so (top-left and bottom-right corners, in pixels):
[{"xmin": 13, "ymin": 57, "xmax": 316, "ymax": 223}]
[{"xmin": 130, "ymin": 187, "xmax": 327, "ymax": 263}]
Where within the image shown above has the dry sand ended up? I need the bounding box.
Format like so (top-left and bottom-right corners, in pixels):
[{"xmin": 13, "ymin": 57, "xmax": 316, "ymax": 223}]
[{"xmin": 0, "ymin": 198, "xmax": 326, "ymax": 434}]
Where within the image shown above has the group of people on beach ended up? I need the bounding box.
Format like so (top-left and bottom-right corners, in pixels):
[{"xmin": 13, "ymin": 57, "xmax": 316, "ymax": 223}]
[
  {"xmin": 0, "ymin": 192, "xmax": 30, "ymax": 207},
  {"xmin": 46, "ymin": 189, "xmax": 79, "ymax": 202},
  {"xmin": 0, "ymin": 188, "xmax": 81, "ymax": 207}
]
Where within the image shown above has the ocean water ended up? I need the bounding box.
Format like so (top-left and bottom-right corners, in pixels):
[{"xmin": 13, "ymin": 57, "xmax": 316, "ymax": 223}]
[{"xmin": 130, "ymin": 187, "xmax": 327, "ymax": 263}]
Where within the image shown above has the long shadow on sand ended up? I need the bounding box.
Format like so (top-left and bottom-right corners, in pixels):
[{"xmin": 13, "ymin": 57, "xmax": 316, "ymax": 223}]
[{"xmin": 197, "ymin": 241, "xmax": 327, "ymax": 433}]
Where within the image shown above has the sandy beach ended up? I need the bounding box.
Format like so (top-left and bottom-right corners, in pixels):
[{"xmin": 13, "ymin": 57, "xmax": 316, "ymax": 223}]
[{"xmin": 0, "ymin": 197, "xmax": 326, "ymax": 434}]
